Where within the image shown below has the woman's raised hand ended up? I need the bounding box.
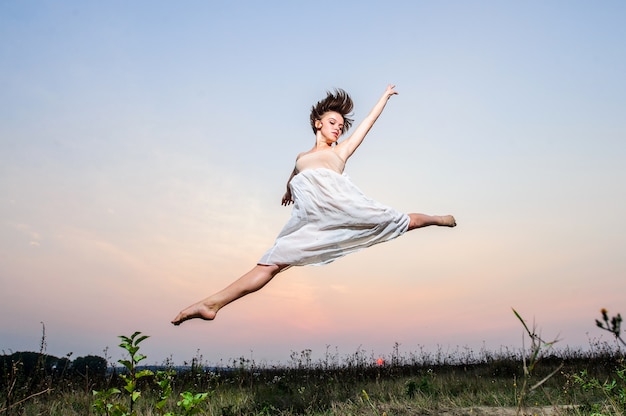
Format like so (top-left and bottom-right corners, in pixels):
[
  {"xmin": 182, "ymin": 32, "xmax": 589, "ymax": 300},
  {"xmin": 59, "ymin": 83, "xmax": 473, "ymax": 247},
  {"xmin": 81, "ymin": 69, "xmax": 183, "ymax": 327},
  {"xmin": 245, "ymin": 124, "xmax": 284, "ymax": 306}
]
[{"xmin": 385, "ymin": 84, "xmax": 398, "ymax": 99}]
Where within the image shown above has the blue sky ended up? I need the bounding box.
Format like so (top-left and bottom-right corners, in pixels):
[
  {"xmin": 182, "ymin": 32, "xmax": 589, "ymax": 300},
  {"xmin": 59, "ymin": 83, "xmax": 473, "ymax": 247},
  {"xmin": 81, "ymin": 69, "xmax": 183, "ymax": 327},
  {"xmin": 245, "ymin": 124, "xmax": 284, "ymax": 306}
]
[{"xmin": 1, "ymin": 1, "xmax": 625, "ymax": 366}]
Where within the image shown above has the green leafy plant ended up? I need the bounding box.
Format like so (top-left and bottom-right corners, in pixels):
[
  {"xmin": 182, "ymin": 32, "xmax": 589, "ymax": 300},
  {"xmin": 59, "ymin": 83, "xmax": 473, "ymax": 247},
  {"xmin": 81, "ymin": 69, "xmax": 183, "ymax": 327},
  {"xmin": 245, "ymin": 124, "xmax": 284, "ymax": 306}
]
[
  {"xmin": 92, "ymin": 387, "xmax": 123, "ymax": 416},
  {"xmin": 92, "ymin": 331, "xmax": 153, "ymax": 416},
  {"xmin": 154, "ymin": 369, "xmax": 175, "ymax": 414},
  {"xmin": 91, "ymin": 331, "xmax": 212, "ymax": 416},
  {"xmin": 118, "ymin": 331, "xmax": 154, "ymax": 413},
  {"xmin": 176, "ymin": 391, "xmax": 209, "ymax": 415}
]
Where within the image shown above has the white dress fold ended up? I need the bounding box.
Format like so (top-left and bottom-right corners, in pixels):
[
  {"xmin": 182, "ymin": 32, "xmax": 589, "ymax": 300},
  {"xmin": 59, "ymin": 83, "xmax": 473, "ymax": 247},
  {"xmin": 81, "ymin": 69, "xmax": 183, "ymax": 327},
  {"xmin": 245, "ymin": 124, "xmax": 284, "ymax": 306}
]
[{"xmin": 258, "ymin": 168, "xmax": 410, "ymax": 266}]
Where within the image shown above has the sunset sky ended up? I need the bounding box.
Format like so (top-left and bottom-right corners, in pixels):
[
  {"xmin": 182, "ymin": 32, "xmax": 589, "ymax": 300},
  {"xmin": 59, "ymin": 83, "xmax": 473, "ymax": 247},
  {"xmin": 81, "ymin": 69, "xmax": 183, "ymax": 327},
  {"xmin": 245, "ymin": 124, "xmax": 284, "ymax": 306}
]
[{"xmin": 1, "ymin": 1, "xmax": 625, "ymax": 366}]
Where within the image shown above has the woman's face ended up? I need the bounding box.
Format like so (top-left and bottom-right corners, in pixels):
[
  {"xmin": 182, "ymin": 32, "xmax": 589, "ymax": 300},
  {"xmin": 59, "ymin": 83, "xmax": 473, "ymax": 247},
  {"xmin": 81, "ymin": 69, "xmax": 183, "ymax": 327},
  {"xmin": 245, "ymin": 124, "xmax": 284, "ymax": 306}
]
[{"xmin": 317, "ymin": 111, "xmax": 345, "ymax": 142}]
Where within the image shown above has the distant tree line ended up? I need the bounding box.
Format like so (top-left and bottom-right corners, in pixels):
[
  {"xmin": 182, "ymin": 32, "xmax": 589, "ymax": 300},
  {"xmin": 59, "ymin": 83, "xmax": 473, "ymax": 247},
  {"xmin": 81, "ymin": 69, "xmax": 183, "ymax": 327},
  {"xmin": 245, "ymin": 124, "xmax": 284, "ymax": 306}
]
[{"xmin": 0, "ymin": 351, "xmax": 107, "ymax": 382}]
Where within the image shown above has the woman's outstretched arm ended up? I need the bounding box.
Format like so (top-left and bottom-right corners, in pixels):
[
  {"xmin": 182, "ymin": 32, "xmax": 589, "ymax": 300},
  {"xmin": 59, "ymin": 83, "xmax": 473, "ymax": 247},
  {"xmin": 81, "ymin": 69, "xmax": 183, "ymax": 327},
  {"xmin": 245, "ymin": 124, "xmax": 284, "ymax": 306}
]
[{"xmin": 335, "ymin": 84, "xmax": 398, "ymax": 161}]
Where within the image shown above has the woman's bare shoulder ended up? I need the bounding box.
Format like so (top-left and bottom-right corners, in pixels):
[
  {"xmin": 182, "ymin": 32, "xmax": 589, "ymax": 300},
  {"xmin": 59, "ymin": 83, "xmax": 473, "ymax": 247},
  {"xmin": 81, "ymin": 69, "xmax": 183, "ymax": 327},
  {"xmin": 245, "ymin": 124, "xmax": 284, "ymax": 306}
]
[{"xmin": 332, "ymin": 141, "xmax": 352, "ymax": 162}]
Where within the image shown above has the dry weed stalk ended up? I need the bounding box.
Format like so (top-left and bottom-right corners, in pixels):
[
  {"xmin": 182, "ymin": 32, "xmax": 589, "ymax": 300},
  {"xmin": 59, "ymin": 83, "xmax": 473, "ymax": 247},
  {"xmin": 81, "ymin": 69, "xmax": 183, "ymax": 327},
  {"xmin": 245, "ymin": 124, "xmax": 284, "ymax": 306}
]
[{"xmin": 512, "ymin": 308, "xmax": 563, "ymax": 416}]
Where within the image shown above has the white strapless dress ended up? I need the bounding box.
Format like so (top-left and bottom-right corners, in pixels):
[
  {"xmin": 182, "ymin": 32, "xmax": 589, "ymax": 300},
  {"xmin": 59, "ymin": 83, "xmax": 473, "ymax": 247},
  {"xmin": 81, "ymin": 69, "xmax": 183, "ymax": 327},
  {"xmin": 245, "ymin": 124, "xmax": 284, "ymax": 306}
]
[{"xmin": 258, "ymin": 168, "xmax": 410, "ymax": 266}]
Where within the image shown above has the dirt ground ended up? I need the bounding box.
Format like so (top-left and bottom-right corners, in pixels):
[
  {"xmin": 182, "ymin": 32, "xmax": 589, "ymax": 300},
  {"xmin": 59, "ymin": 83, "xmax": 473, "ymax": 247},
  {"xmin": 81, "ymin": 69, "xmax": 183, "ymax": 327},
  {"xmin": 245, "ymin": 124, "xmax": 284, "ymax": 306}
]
[{"xmin": 435, "ymin": 405, "xmax": 578, "ymax": 415}]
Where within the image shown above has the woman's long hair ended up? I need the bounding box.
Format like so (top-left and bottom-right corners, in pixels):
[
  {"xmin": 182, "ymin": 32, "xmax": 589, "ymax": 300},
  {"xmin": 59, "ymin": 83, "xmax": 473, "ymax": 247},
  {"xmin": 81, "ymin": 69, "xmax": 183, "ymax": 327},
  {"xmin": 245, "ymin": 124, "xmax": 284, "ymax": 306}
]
[{"xmin": 309, "ymin": 89, "xmax": 354, "ymax": 134}]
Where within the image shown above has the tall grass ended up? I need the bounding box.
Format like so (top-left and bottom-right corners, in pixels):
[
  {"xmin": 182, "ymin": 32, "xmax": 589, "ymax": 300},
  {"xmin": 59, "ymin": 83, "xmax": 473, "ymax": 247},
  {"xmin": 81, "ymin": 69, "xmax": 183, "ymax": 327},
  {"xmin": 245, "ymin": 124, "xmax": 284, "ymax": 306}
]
[{"xmin": 2, "ymin": 310, "xmax": 626, "ymax": 415}]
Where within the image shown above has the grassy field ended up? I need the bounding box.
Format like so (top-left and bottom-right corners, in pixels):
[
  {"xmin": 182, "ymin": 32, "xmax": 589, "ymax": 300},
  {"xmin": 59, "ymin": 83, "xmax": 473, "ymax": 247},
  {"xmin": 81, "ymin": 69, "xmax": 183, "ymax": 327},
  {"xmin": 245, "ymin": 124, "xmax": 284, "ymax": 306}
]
[
  {"xmin": 2, "ymin": 331, "xmax": 626, "ymax": 416},
  {"xmin": 3, "ymin": 310, "xmax": 626, "ymax": 415}
]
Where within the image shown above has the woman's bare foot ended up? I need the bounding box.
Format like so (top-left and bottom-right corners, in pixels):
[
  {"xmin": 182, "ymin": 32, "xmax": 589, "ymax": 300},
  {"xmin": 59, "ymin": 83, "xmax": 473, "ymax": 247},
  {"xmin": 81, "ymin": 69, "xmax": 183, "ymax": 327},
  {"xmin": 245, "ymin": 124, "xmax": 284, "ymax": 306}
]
[
  {"xmin": 171, "ymin": 301, "xmax": 218, "ymax": 326},
  {"xmin": 439, "ymin": 215, "xmax": 457, "ymax": 227},
  {"xmin": 408, "ymin": 213, "xmax": 457, "ymax": 230}
]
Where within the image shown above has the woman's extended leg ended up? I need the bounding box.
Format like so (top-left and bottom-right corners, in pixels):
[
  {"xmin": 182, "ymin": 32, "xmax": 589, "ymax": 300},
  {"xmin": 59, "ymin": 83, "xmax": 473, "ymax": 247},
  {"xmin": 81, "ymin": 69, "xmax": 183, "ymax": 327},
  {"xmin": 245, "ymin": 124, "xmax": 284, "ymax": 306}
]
[
  {"xmin": 171, "ymin": 264, "xmax": 287, "ymax": 325},
  {"xmin": 407, "ymin": 213, "xmax": 456, "ymax": 230}
]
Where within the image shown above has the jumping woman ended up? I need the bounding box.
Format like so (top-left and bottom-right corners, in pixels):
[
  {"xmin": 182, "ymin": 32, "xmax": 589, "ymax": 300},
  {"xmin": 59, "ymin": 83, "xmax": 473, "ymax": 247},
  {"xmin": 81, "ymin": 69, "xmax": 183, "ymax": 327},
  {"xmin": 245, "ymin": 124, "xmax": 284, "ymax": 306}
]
[{"xmin": 172, "ymin": 85, "xmax": 456, "ymax": 325}]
